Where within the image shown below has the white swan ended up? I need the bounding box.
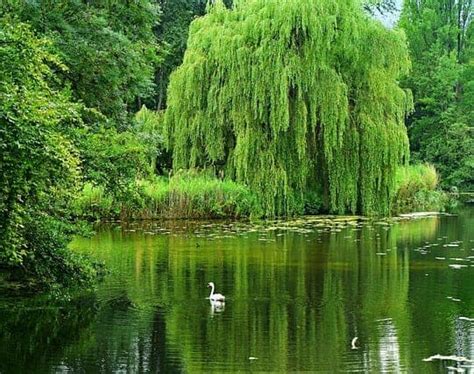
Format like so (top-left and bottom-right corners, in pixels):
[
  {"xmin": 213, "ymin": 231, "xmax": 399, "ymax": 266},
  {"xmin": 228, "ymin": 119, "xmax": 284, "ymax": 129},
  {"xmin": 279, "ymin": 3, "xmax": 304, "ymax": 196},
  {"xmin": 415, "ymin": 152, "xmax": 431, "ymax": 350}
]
[{"xmin": 207, "ymin": 282, "xmax": 225, "ymax": 302}]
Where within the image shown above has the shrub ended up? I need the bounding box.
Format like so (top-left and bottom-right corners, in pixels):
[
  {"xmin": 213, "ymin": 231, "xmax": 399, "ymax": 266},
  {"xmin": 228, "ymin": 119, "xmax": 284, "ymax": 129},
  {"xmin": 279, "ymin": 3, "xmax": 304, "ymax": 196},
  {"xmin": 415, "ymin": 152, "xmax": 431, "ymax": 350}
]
[
  {"xmin": 73, "ymin": 183, "xmax": 114, "ymax": 220},
  {"xmin": 6, "ymin": 215, "xmax": 104, "ymax": 291},
  {"xmin": 392, "ymin": 164, "xmax": 448, "ymax": 214}
]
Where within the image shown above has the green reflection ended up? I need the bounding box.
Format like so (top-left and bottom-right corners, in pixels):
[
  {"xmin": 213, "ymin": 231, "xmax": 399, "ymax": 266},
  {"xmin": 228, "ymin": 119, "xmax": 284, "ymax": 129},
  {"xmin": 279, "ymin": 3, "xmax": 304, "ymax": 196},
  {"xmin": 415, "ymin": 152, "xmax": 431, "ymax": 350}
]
[{"xmin": 1, "ymin": 211, "xmax": 473, "ymax": 373}]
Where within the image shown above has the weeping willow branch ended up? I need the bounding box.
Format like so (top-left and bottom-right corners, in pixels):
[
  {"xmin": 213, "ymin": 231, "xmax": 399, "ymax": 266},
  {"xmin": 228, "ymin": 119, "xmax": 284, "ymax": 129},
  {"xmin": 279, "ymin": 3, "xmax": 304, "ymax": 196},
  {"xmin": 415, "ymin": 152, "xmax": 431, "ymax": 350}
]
[{"xmin": 165, "ymin": 0, "xmax": 412, "ymax": 217}]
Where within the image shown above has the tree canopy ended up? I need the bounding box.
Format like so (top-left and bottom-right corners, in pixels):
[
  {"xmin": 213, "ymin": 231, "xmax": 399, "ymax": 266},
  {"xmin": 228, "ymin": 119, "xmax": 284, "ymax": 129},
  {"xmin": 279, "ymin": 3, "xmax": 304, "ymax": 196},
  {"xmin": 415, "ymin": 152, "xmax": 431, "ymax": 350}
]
[
  {"xmin": 165, "ymin": 0, "xmax": 412, "ymax": 216},
  {"xmin": 400, "ymin": 0, "xmax": 474, "ymax": 190},
  {"xmin": 0, "ymin": 19, "xmax": 100, "ymax": 285},
  {"xmin": 1, "ymin": 0, "xmax": 160, "ymax": 127}
]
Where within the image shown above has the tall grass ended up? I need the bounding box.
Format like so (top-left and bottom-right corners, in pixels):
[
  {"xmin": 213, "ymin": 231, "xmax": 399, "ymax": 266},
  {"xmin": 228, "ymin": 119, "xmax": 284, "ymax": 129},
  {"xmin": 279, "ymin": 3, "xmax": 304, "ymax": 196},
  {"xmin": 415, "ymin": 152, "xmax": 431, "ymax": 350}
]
[
  {"xmin": 392, "ymin": 164, "xmax": 447, "ymax": 214},
  {"xmin": 73, "ymin": 183, "xmax": 114, "ymax": 220},
  {"xmin": 139, "ymin": 171, "xmax": 258, "ymax": 219},
  {"xmin": 75, "ymin": 172, "xmax": 259, "ymax": 220},
  {"xmin": 76, "ymin": 166, "xmax": 448, "ymax": 220}
]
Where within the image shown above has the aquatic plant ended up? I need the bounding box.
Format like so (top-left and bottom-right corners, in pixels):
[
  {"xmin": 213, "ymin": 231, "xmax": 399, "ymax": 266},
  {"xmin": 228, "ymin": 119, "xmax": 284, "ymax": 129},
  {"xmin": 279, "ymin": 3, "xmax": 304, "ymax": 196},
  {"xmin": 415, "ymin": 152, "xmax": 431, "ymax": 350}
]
[
  {"xmin": 140, "ymin": 171, "xmax": 258, "ymax": 219},
  {"xmin": 165, "ymin": 0, "xmax": 412, "ymax": 216},
  {"xmin": 73, "ymin": 183, "xmax": 115, "ymax": 220}
]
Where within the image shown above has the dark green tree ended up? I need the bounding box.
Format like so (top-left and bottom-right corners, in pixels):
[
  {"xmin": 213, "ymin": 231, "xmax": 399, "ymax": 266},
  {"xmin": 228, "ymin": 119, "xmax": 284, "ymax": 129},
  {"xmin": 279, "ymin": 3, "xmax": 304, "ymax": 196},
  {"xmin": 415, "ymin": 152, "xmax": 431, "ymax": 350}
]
[
  {"xmin": 0, "ymin": 19, "xmax": 99, "ymax": 287},
  {"xmin": 154, "ymin": 0, "xmax": 233, "ymax": 110},
  {"xmin": 1, "ymin": 0, "xmax": 160, "ymax": 127},
  {"xmin": 400, "ymin": 0, "xmax": 474, "ymax": 189}
]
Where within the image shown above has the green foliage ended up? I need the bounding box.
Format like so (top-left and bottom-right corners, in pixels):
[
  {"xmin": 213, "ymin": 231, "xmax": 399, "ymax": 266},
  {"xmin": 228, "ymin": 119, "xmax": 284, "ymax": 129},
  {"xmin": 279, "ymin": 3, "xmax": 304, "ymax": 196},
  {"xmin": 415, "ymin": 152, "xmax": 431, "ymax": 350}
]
[
  {"xmin": 0, "ymin": 19, "xmax": 100, "ymax": 289},
  {"xmin": 165, "ymin": 0, "xmax": 412, "ymax": 217},
  {"xmin": 392, "ymin": 164, "xmax": 448, "ymax": 214},
  {"xmin": 74, "ymin": 172, "xmax": 258, "ymax": 220},
  {"xmin": 396, "ymin": 164, "xmax": 439, "ymax": 191},
  {"xmin": 1, "ymin": 0, "xmax": 161, "ymax": 127},
  {"xmin": 134, "ymin": 105, "xmax": 166, "ymax": 172},
  {"xmin": 0, "ymin": 19, "xmax": 77, "ymax": 265},
  {"xmin": 154, "ymin": 0, "xmax": 233, "ymax": 109},
  {"xmin": 76, "ymin": 126, "xmax": 152, "ymax": 199},
  {"xmin": 73, "ymin": 183, "xmax": 114, "ymax": 221},
  {"xmin": 303, "ymin": 191, "xmax": 324, "ymax": 215},
  {"xmin": 19, "ymin": 215, "xmax": 104, "ymax": 289},
  {"xmin": 134, "ymin": 171, "xmax": 259, "ymax": 219},
  {"xmin": 418, "ymin": 122, "xmax": 474, "ymax": 189},
  {"xmin": 154, "ymin": 0, "xmax": 206, "ymax": 109},
  {"xmin": 400, "ymin": 0, "xmax": 474, "ymax": 191},
  {"xmin": 160, "ymin": 170, "xmax": 258, "ymax": 219},
  {"xmin": 71, "ymin": 106, "xmax": 167, "ymax": 220}
]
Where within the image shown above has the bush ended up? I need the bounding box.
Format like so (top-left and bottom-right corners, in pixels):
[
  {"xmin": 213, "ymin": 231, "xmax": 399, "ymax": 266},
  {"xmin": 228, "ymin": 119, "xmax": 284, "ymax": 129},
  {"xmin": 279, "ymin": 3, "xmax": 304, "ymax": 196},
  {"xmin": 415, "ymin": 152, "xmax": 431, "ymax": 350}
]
[
  {"xmin": 73, "ymin": 183, "xmax": 114, "ymax": 220},
  {"xmin": 392, "ymin": 164, "xmax": 448, "ymax": 214},
  {"xmin": 5, "ymin": 215, "xmax": 104, "ymax": 291}
]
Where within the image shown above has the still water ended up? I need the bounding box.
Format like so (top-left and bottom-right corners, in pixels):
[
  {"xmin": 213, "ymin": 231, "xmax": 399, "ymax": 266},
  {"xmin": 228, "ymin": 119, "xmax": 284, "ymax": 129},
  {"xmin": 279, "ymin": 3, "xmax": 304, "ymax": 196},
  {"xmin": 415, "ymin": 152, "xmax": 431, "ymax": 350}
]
[{"xmin": 1, "ymin": 209, "xmax": 474, "ymax": 373}]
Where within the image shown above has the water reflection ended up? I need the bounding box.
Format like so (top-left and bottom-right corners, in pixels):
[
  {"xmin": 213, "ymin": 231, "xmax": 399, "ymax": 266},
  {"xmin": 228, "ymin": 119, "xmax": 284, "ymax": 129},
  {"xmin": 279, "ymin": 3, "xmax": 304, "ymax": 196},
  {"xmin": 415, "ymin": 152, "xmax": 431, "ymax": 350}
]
[
  {"xmin": 0, "ymin": 211, "xmax": 473, "ymax": 373},
  {"xmin": 209, "ymin": 300, "xmax": 225, "ymax": 315}
]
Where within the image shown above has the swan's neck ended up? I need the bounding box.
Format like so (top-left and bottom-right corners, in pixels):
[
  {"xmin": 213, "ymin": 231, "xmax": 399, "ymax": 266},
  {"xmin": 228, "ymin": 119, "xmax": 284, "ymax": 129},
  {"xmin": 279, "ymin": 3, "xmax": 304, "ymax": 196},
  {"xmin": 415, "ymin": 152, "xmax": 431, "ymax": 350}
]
[{"xmin": 209, "ymin": 284, "xmax": 215, "ymax": 299}]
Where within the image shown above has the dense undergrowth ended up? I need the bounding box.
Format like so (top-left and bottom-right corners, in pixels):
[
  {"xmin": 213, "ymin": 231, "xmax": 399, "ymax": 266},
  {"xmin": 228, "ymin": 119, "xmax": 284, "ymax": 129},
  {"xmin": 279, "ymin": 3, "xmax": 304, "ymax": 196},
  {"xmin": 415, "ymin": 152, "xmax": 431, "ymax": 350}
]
[
  {"xmin": 74, "ymin": 166, "xmax": 450, "ymax": 222},
  {"xmin": 0, "ymin": 214, "xmax": 104, "ymax": 294},
  {"xmin": 74, "ymin": 171, "xmax": 259, "ymax": 221},
  {"xmin": 392, "ymin": 164, "xmax": 452, "ymax": 214}
]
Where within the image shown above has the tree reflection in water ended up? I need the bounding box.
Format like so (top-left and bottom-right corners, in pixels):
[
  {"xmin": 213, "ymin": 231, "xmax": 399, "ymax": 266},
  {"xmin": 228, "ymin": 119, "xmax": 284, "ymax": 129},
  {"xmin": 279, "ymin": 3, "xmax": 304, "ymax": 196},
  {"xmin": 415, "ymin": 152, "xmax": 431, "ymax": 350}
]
[{"xmin": 2, "ymin": 211, "xmax": 474, "ymax": 373}]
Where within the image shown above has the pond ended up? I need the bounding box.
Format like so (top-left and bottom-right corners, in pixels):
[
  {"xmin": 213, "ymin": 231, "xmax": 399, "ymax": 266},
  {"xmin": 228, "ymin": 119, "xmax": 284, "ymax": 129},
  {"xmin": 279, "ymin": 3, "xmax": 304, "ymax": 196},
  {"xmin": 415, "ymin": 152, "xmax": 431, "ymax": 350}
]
[{"xmin": 1, "ymin": 209, "xmax": 474, "ymax": 373}]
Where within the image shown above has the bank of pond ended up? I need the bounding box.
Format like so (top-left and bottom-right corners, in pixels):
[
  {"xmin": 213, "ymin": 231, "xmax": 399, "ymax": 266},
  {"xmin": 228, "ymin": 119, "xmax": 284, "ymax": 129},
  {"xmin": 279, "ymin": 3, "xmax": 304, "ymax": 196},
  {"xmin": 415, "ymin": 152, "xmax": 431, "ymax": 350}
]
[{"xmin": 74, "ymin": 164, "xmax": 454, "ymax": 221}]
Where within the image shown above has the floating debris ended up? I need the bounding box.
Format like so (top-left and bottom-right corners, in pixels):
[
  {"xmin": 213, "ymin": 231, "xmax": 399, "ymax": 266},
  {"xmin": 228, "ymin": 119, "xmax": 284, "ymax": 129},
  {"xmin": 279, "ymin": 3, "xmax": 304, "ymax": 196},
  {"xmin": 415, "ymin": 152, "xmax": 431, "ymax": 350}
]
[
  {"xmin": 447, "ymin": 297, "xmax": 462, "ymax": 302},
  {"xmin": 449, "ymin": 264, "xmax": 468, "ymax": 269},
  {"xmin": 423, "ymin": 354, "xmax": 473, "ymax": 363},
  {"xmin": 446, "ymin": 366, "xmax": 466, "ymax": 373},
  {"xmin": 249, "ymin": 357, "xmax": 258, "ymax": 360},
  {"xmin": 459, "ymin": 317, "xmax": 474, "ymax": 321},
  {"xmin": 399, "ymin": 212, "xmax": 439, "ymax": 219}
]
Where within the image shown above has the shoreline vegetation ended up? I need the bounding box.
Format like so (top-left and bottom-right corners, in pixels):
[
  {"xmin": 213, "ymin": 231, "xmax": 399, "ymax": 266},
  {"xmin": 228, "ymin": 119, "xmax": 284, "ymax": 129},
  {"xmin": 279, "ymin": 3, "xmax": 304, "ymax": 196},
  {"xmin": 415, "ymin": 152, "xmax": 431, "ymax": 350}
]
[{"xmin": 74, "ymin": 165, "xmax": 454, "ymax": 222}]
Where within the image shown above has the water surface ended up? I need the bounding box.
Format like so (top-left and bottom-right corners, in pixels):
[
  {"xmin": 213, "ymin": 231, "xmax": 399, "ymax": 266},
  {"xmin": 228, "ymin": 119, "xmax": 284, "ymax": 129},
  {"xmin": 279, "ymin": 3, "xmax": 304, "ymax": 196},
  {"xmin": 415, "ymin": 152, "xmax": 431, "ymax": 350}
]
[{"xmin": 1, "ymin": 209, "xmax": 474, "ymax": 373}]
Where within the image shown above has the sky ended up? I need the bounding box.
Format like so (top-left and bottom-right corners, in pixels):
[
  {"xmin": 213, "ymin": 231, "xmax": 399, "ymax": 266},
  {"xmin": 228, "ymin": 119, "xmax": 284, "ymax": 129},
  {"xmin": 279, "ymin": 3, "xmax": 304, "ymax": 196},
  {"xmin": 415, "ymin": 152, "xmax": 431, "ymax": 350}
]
[{"xmin": 377, "ymin": 0, "xmax": 403, "ymax": 28}]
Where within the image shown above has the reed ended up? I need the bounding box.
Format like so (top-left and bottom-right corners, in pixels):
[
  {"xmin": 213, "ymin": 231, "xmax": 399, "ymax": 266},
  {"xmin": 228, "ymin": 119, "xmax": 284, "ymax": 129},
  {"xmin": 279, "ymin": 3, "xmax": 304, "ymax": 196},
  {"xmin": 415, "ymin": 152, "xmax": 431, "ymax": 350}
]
[{"xmin": 75, "ymin": 172, "xmax": 258, "ymax": 220}]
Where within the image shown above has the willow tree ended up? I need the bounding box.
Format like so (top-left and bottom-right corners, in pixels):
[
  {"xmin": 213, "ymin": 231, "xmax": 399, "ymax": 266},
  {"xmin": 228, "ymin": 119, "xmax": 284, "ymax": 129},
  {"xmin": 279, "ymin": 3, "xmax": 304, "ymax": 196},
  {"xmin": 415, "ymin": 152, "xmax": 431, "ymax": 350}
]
[{"xmin": 165, "ymin": 0, "xmax": 412, "ymax": 216}]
